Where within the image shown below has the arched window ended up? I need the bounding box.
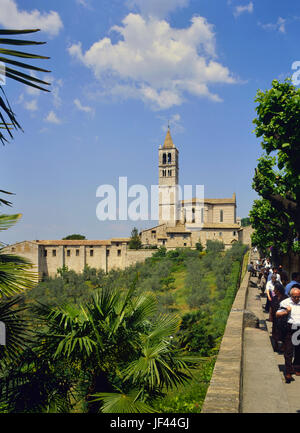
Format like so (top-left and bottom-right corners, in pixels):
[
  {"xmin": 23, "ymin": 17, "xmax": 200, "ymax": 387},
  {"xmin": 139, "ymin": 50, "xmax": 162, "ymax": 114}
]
[
  {"xmin": 220, "ymin": 210, "xmax": 223, "ymax": 222},
  {"xmin": 168, "ymin": 153, "xmax": 172, "ymax": 164},
  {"xmin": 201, "ymin": 207, "xmax": 204, "ymax": 223},
  {"xmin": 163, "ymin": 153, "xmax": 167, "ymax": 164}
]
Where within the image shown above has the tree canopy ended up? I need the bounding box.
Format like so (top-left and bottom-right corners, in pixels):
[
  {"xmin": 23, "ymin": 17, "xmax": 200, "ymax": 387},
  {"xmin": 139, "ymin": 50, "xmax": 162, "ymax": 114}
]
[
  {"xmin": 252, "ymin": 79, "xmax": 300, "ymax": 241},
  {"xmin": 128, "ymin": 227, "xmax": 142, "ymax": 250},
  {"xmin": 62, "ymin": 234, "xmax": 86, "ymax": 240}
]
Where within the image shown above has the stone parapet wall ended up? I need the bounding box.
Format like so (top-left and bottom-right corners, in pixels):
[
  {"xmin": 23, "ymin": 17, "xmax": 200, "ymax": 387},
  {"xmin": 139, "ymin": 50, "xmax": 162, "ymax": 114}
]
[{"xmin": 201, "ymin": 252, "xmax": 251, "ymax": 413}]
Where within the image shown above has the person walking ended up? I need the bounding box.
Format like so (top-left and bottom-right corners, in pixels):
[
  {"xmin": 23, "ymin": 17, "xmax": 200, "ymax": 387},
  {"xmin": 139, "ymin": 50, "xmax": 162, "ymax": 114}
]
[
  {"xmin": 285, "ymin": 272, "xmax": 300, "ymax": 296},
  {"xmin": 270, "ymin": 282, "xmax": 288, "ymax": 352},
  {"xmin": 276, "ymin": 285, "xmax": 300, "ymax": 383},
  {"xmin": 265, "ymin": 274, "xmax": 277, "ymax": 317}
]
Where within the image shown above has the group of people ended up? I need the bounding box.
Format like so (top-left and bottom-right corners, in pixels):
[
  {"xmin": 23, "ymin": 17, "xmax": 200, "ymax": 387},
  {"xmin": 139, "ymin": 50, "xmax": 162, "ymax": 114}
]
[{"xmin": 254, "ymin": 256, "xmax": 300, "ymax": 383}]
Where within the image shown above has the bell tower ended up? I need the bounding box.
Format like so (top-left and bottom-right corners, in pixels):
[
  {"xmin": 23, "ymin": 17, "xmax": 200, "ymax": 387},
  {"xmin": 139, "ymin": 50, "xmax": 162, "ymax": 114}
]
[{"xmin": 158, "ymin": 127, "xmax": 179, "ymax": 227}]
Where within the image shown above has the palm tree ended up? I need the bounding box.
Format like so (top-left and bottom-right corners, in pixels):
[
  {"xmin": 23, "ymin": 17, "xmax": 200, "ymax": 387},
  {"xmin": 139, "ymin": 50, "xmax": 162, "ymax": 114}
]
[
  {"xmin": 0, "ymin": 28, "xmax": 50, "ymax": 144},
  {"xmin": 0, "ymin": 214, "xmax": 37, "ymax": 355},
  {"xmin": 25, "ymin": 284, "xmax": 199, "ymax": 413}
]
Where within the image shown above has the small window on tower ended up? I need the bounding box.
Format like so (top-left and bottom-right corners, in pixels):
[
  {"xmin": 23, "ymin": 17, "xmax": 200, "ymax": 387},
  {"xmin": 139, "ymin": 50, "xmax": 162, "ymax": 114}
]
[
  {"xmin": 168, "ymin": 153, "xmax": 171, "ymax": 163},
  {"xmin": 163, "ymin": 153, "xmax": 167, "ymax": 164},
  {"xmin": 67, "ymin": 249, "xmax": 70, "ymax": 257},
  {"xmin": 220, "ymin": 210, "xmax": 224, "ymax": 222}
]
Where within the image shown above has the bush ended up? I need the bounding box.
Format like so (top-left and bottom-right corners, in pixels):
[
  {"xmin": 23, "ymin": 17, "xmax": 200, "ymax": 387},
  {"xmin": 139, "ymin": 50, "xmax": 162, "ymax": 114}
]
[
  {"xmin": 206, "ymin": 240, "xmax": 225, "ymax": 254},
  {"xmin": 195, "ymin": 242, "xmax": 203, "ymax": 252}
]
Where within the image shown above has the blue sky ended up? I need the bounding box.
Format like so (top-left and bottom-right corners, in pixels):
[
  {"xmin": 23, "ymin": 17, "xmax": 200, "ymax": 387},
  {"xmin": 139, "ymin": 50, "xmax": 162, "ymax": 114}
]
[{"xmin": 1, "ymin": 0, "xmax": 299, "ymax": 243}]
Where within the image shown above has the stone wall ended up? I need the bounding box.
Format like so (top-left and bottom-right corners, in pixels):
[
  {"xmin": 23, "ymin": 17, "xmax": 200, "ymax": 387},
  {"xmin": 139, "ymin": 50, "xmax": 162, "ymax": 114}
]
[
  {"xmin": 3, "ymin": 241, "xmax": 155, "ymax": 278},
  {"xmin": 4, "ymin": 241, "xmax": 40, "ymax": 277},
  {"xmin": 201, "ymin": 252, "xmax": 251, "ymax": 413},
  {"xmin": 238, "ymin": 225, "xmax": 253, "ymax": 247}
]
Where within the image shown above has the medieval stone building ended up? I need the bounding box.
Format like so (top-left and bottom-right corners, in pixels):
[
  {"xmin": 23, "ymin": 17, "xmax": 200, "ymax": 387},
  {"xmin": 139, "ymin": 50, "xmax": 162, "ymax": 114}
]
[
  {"xmin": 140, "ymin": 128, "xmax": 241, "ymax": 250},
  {"xmin": 3, "ymin": 128, "xmax": 246, "ymax": 278}
]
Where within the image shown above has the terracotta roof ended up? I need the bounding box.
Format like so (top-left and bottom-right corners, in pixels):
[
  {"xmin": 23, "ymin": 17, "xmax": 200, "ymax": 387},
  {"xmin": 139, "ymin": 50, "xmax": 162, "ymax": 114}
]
[
  {"xmin": 110, "ymin": 238, "xmax": 130, "ymax": 242},
  {"xmin": 166, "ymin": 228, "xmax": 191, "ymax": 234},
  {"xmin": 37, "ymin": 240, "xmax": 111, "ymax": 246},
  {"xmin": 140, "ymin": 224, "xmax": 166, "ymax": 233},
  {"xmin": 200, "ymin": 223, "xmax": 241, "ymax": 229},
  {"xmin": 166, "ymin": 225, "xmax": 191, "ymax": 233},
  {"xmin": 163, "ymin": 128, "xmax": 175, "ymax": 149}
]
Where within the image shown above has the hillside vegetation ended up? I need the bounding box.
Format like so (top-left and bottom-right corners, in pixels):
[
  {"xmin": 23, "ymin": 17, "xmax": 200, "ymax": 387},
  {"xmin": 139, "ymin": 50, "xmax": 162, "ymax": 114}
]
[{"xmin": 0, "ymin": 240, "xmax": 247, "ymax": 413}]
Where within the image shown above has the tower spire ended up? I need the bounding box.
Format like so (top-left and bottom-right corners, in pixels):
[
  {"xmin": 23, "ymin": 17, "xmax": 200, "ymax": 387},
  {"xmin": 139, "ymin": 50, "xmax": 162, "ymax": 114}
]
[{"xmin": 163, "ymin": 126, "xmax": 174, "ymax": 149}]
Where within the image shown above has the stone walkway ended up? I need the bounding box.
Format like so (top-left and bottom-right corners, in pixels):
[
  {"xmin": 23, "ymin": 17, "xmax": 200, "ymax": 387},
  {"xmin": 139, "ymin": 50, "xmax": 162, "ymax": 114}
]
[{"xmin": 241, "ymin": 259, "xmax": 300, "ymax": 413}]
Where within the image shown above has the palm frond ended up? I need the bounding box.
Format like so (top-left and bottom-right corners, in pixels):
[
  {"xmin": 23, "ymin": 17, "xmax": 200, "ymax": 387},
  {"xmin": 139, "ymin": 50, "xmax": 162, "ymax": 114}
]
[
  {"xmin": 0, "ymin": 296, "xmax": 31, "ymax": 366},
  {"xmin": 0, "ymin": 28, "xmax": 50, "ymax": 144},
  {"xmin": 0, "ymin": 213, "xmax": 21, "ymax": 230},
  {"xmin": 0, "ymin": 189, "xmax": 14, "ymax": 207},
  {"xmin": 0, "ymin": 252, "xmax": 38, "ymax": 297},
  {"xmin": 91, "ymin": 391, "xmax": 156, "ymax": 413}
]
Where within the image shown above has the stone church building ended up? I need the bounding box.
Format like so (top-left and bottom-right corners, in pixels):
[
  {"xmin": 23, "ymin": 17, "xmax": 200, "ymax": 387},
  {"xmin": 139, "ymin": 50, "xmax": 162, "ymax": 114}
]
[
  {"xmin": 3, "ymin": 129, "xmax": 244, "ymax": 278},
  {"xmin": 140, "ymin": 128, "xmax": 241, "ymax": 249}
]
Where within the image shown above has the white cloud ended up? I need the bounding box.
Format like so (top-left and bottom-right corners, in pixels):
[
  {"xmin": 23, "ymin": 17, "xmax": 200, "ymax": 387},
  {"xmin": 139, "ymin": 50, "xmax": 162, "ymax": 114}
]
[
  {"xmin": 259, "ymin": 17, "xmax": 286, "ymax": 34},
  {"xmin": 68, "ymin": 13, "xmax": 236, "ymax": 110},
  {"xmin": 233, "ymin": 2, "xmax": 254, "ymax": 17},
  {"xmin": 76, "ymin": 0, "xmax": 93, "ymax": 10},
  {"xmin": 0, "ymin": 0, "xmax": 63, "ymax": 36},
  {"xmin": 74, "ymin": 98, "xmax": 94, "ymax": 114},
  {"xmin": 44, "ymin": 75, "xmax": 63, "ymax": 108},
  {"xmin": 127, "ymin": 0, "xmax": 189, "ymax": 19},
  {"xmin": 45, "ymin": 110, "xmax": 61, "ymax": 124},
  {"xmin": 24, "ymin": 99, "xmax": 38, "ymax": 111},
  {"xmin": 77, "ymin": 0, "xmax": 88, "ymax": 6}
]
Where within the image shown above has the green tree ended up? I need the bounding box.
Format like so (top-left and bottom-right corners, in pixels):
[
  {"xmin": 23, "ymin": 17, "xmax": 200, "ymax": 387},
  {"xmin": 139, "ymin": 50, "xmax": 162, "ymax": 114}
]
[
  {"xmin": 241, "ymin": 217, "xmax": 251, "ymax": 227},
  {"xmin": 62, "ymin": 234, "xmax": 86, "ymax": 240},
  {"xmin": 195, "ymin": 242, "xmax": 203, "ymax": 252},
  {"xmin": 250, "ymin": 198, "xmax": 295, "ymax": 254},
  {"xmin": 128, "ymin": 227, "xmax": 142, "ymax": 250},
  {"xmin": 252, "ymin": 79, "xmax": 300, "ymax": 238},
  {"xmin": 205, "ymin": 240, "xmax": 225, "ymax": 254}
]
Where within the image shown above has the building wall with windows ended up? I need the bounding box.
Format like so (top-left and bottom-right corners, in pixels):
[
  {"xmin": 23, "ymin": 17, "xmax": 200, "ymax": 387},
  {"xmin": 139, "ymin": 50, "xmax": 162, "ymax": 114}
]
[{"xmin": 3, "ymin": 239, "xmax": 154, "ymax": 279}]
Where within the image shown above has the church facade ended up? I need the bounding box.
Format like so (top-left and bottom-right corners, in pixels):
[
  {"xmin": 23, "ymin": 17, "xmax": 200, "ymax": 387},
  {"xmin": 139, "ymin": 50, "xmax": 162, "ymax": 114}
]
[{"xmin": 140, "ymin": 128, "xmax": 241, "ymax": 250}]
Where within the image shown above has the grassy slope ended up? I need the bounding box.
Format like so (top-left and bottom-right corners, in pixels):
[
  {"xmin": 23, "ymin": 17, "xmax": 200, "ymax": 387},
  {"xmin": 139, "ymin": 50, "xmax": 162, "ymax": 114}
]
[{"xmin": 152, "ymin": 250, "xmax": 245, "ymax": 413}]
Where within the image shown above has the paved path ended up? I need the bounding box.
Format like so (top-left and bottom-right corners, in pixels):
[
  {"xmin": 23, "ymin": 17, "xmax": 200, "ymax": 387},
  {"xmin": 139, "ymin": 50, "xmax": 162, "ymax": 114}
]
[{"xmin": 241, "ymin": 255, "xmax": 300, "ymax": 413}]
